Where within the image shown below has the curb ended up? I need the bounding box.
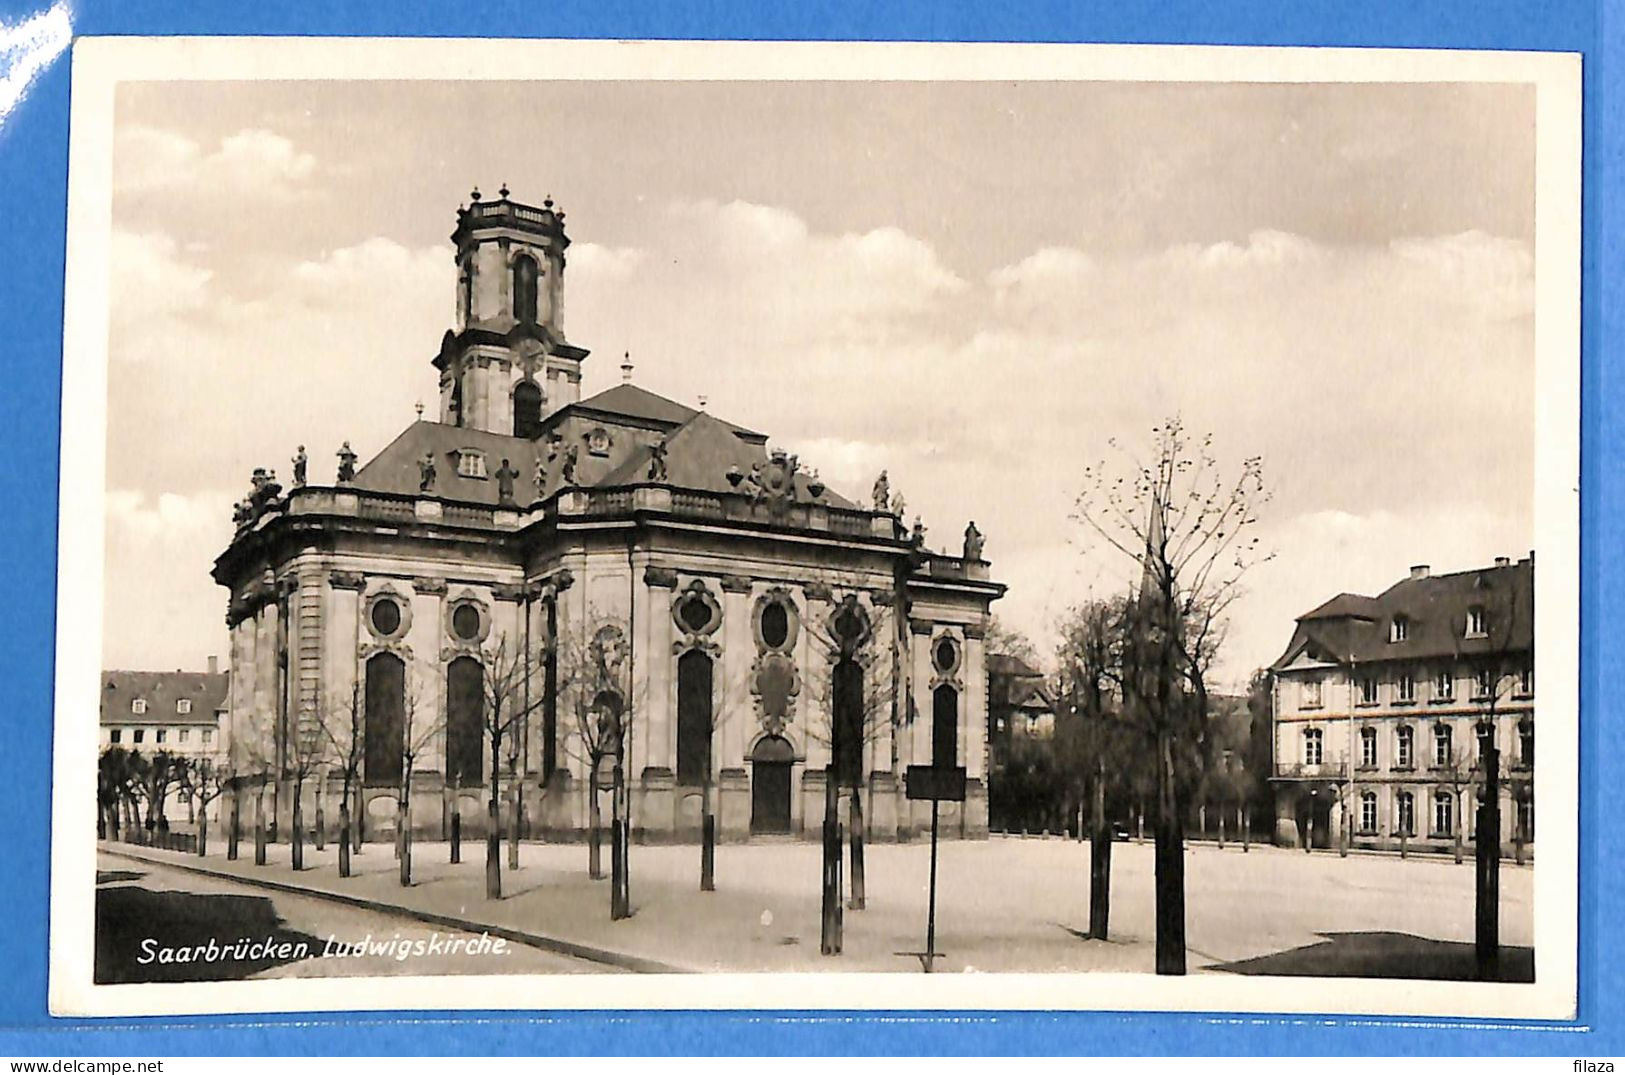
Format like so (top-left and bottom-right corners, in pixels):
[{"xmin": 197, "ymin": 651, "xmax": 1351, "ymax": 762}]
[{"xmin": 100, "ymin": 844, "xmax": 686, "ymax": 975}]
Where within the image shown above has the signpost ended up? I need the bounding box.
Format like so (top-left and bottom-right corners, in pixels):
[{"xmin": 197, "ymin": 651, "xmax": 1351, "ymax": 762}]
[{"xmin": 905, "ymin": 764, "xmax": 966, "ymax": 973}]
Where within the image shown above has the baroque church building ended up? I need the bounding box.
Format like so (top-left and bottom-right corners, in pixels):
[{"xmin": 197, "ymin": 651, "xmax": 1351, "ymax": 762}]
[{"xmin": 214, "ymin": 190, "xmax": 1004, "ymax": 844}]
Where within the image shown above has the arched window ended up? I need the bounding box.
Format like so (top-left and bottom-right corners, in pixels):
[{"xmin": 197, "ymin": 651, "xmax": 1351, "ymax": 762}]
[
  {"xmin": 832, "ymin": 657, "xmax": 864, "ymax": 787},
  {"xmin": 512, "ymin": 379, "xmax": 543, "ymax": 440},
  {"xmin": 1302, "ymin": 727, "xmax": 1323, "ymax": 766},
  {"xmin": 445, "ymin": 656, "xmax": 484, "ymax": 788},
  {"xmin": 676, "ymin": 650, "xmax": 713, "ymax": 786},
  {"xmin": 932, "ymin": 683, "xmax": 958, "ymax": 768},
  {"xmin": 513, "ymin": 255, "xmax": 539, "ymax": 325},
  {"xmin": 1518, "ymin": 718, "xmax": 1534, "ymax": 768},
  {"xmin": 364, "ymin": 653, "xmax": 405, "ymax": 786},
  {"xmin": 1359, "ymin": 790, "xmax": 1378, "ymax": 833},
  {"xmin": 1359, "ymin": 727, "xmax": 1378, "ymax": 768},
  {"xmin": 450, "ymin": 375, "xmax": 464, "ymax": 428},
  {"xmin": 1396, "ymin": 725, "xmax": 1415, "ymax": 769}
]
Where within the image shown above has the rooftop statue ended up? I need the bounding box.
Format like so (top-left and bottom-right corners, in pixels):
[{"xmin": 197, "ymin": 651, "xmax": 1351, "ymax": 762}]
[{"xmin": 963, "ymin": 520, "xmax": 985, "ymax": 561}]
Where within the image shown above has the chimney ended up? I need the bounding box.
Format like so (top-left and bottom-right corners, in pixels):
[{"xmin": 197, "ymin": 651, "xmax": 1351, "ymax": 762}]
[
  {"xmin": 1494, "ymin": 556, "xmax": 1511, "ymax": 568},
  {"xmin": 1409, "ymin": 564, "xmax": 1430, "ymax": 580},
  {"xmin": 207, "ymin": 655, "xmax": 219, "ymax": 675}
]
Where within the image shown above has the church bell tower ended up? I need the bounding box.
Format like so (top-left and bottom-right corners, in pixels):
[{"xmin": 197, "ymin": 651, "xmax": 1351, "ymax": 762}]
[{"xmin": 433, "ymin": 186, "xmax": 590, "ymax": 437}]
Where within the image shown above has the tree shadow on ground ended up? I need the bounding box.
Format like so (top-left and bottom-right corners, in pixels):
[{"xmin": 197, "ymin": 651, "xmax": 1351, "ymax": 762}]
[
  {"xmin": 1212, "ymin": 931, "xmax": 1533, "ymax": 982},
  {"xmin": 96, "ymin": 870, "xmax": 144, "ymax": 885},
  {"xmin": 95, "ymin": 885, "xmax": 322, "ymax": 984}
]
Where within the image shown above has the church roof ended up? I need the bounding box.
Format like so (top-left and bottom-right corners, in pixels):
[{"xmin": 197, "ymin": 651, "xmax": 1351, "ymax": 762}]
[
  {"xmin": 352, "ymin": 421, "xmax": 547, "ymax": 506},
  {"xmin": 347, "ymin": 384, "xmax": 855, "ymax": 509},
  {"xmin": 560, "ymin": 383, "xmax": 765, "ymax": 442}
]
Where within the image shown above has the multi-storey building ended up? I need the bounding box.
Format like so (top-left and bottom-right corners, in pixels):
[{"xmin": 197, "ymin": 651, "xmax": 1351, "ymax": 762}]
[
  {"xmin": 1269, "ymin": 556, "xmax": 1534, "ymax": 853},
  {"xmin": 99, "ymin": 659, "xmax": 230, "ymax": 760},
  {"xmin": 212, "ymin": 190, "xmax": 1004, "ymax": 844}
]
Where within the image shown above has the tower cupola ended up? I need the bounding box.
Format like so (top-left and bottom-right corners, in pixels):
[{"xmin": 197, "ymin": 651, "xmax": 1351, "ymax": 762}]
[{"xmin": 434, "ymin": 188, "xmax": 590, "ymax": 436}]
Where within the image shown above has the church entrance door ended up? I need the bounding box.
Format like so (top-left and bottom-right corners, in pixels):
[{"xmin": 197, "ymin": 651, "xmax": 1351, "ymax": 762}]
[{"xmin": 750, "ymin": 736, "xmax": 794, "ymax": 835}]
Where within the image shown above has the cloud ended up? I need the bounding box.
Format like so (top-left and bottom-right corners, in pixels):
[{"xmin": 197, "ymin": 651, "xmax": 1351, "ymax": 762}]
[
  {"xmin": 114, "ymin": 125, "xmax": 317, "ymax": 200},
  {"xmin": 103, "ymin": 196, "xmax": 1534, "ymax": 683},
  {"xmin": 103, "ymin": 489, "xmax": 236, "ymax": 670}
]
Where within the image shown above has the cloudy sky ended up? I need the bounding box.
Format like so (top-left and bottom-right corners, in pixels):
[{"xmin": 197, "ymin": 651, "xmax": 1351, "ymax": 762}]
[{"xmin": 104, "ymin": 77, "xmax": 1536, "ymax": 687}]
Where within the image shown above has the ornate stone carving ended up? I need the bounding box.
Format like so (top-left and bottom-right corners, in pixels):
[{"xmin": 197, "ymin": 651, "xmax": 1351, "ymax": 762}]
[
  {"xmin": 909, "ymin": 619, "xmax": 935, "ymax": 636},
  {"xmin": 275, "ymin": 574, "xmax": 300, "ymax": 597},
  {"xmin": 869, "ymin": 588, "xmax": 897, "ymax": 607},
  {"xmin": 419, "ymin": 451, "xmax": 437, "ymax": 493},
  {"xmin": 411, "ymin": 576, "xmax": 447, "ymax": 595},
  {"xmin": 752, "ymin": 587, "xmax": 801, "ymax": 654},
  {"xmin": 291, "ymin": 446, "xmax": 307, "ymax": 488},
  {"xmin": 671, "ymin": 579, "xmax": 723, "ymax": 643},
  {"xmin": 929, "ymin": 633, "xmax": 962, "ymax": 691},
  {"xmin": 872, "ymin": 469, "xmax": 890, "ymax": 511},
  {"xmin": 962, "ymin": 621, "xmax": 987, "ymax": 640},
  {"xmin": 329, "ymin": 570, "xmax": 366, "ymax": 591},
  {"xmin": 751, "ymin": 650, "xmax": 801, "ymax": 737},
  {"xmin": 803, "ymin": 580, "xmax": 833, "ymax": 603},
  {"xmin": 720, "ymin": 574, "xmax": 754, "ymax": 594},
  {"xmin": 551, "ymin": 568, "xmax": 575, "ymax": 593},
  {"xmin": 491, "ymin": 582, "xmax": 526, "ymax": 602},
  {"xmin": 363, "ymin": 586, "xmax": 412, "ymax": 642},
  {"xmin": 827, "ymin": 593, "xmax": 873, "ymax": 659},
  {"xmin": 644, "ymin": 566, "xmax": 680, "ymax": 589}
]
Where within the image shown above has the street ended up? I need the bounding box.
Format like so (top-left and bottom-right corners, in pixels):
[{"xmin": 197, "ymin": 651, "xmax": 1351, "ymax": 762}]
[{"xmin": 95, "ymin": 849, "xmax": 616, "ymax": 982}]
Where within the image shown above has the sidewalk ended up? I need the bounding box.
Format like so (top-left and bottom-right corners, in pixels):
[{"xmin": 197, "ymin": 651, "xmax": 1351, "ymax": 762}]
[{"xmin": 101, "ymin": 834, "xmax": 1532, "ymax": 975}]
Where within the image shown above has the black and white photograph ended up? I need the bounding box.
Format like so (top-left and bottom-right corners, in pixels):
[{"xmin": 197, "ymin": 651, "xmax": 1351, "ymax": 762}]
[{"xmin": 49, "ymin": 38, "xmax": 1580, "ymax": 1019}]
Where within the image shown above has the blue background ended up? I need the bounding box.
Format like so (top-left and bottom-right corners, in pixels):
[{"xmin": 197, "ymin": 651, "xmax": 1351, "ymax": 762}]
[{"xmin": 0, "ymin": 0, "xmax": 1614, "ymax": 1056}]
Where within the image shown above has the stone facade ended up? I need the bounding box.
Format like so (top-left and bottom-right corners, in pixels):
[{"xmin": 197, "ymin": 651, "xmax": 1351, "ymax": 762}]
[
  {"xmin": 213, "ymin": 191, "xmax": 1005, "ymax": 844},
  {"xmin": 1269, "ymin": 557, "xmax": 1535, "ymax": 855}
]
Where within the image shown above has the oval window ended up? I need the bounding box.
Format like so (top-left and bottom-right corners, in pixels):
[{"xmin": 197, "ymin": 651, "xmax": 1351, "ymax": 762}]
[
  {"xmin": 934, "ymin": 638, "xmax": 956, "ymax": 673},
  {"xmin": 371, "ymin": 598, "xmax": 402, "ymax": 636},
  {"xmin": 762, "ymin": 602, "xmax": 790, "ymax": 649},
  {"xmin": 452, "ymin": 603, "xmax": 481, "ymax": 641},
  {"xmin": 680, "ymin": 595, "xmax": 712, "ymax": 633}
]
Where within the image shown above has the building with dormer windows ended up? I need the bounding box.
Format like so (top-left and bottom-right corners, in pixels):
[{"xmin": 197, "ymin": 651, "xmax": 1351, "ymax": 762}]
[
  {"xmin": 1268, "ymin": 555, "xmax": 1534, "ymax": 854},
  {"xmin": 213, "ymin": 190, "xmax": 1004, "ymax": 844}
]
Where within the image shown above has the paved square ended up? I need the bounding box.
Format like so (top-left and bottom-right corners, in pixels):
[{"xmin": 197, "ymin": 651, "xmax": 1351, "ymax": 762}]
[{"xmin": 102, "ymin": 835, "xmax": 1533, "ymax": 977}]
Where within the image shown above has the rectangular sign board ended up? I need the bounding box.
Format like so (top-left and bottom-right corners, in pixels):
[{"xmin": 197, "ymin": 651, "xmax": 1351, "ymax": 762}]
[{"xmin": 905, "ymin": 764, "xmax": 967, "ymax": 802}]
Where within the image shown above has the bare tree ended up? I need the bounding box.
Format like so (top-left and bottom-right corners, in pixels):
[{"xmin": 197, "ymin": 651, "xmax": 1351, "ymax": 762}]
[
  {"xmin": 133, "ymin": 749, "xmax": 181, "ymax": 838},
  {"xmin": 476, "ymin": 634, "xmax": 549, "ymax": 900},
  {"xmin": 97, "ymin": 746, "xmax": 141, "ymax": 841},
  {"xmin": 556, "ymin": 616, "xmax": 631, "ymax": 884},
  {"xmin": 315, "ymin": 680, "xmax": 366, "ymax": 877},
  {"xmin": 803, "ymin": 591, "xmax": 899, "ymax": 913},
  {"xmin": 1073, "ymin": 418, "xmax": 1272, "ymax": 975},
  {"xmin": 176, "ymin": 756, "xmax": 230, "ymax": 856},
  {"xmin": 397, "ymin": 671, "xmax": 442, "ymax": 887}
]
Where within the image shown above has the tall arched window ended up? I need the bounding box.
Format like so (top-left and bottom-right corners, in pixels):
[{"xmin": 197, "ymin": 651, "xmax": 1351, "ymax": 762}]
[
  {"xmin": 445, "ymin": 656, "xmax": 484, "ymax": 788},
  {"xmin": 932, "ymin": 683, "xmax": 958, "ymax": 768},
  {"xmin": 449, "ymin": 375, "xmax": 464, "ymax": 428},
  {"xmin": 513, "ymin": 255, "xmax": 539, "ymax": 325},
  {"xmin": 512, "ymin": 379, "xmax": 543, "ymax": 440},
  {"xmin": 676, "ymin": 650, "xmax": 713, "ymax": 786},
  {"xmin": 364, "ymin": 653, "xmax": 405, "ymax": 786}
]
